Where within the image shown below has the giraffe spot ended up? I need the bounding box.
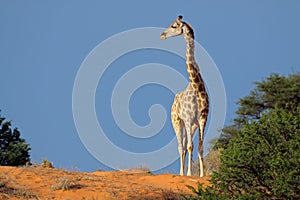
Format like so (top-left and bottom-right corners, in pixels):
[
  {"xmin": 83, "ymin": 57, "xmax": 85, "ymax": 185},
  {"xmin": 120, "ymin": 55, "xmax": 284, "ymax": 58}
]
[
  {"xmin": 186, "ymin": 63, "xmax": 195, "ymax": 71},
  {"xmin": 188, "ymin": 72, "xmax": 195, "ymax": 78},
  {"xmin": 199, "ymin": 84, "xmax": 204, "ymax": 91},
  {"xmin": 201, "ymin": 108, "xmax": 209, "ymax": 116},
  {"xmin": 171, "ymin": 106, "xmax": 176, "ymax": 111},
  {"xmin": 192, "ymin": 84, "xmax": 198, "ymax": 90},
  {"xmin": 199, "ymin": 93, "xmax": 205, "ymax": 99},
  {"xmin": 188, "ymin": 145, "xmax": 193, "ymax": 152}
]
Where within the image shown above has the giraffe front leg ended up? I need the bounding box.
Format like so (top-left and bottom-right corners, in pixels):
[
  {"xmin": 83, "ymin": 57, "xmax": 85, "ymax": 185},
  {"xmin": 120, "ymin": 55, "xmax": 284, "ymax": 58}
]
[
  {"xmin": 175, "ymin": 128, "xmax": 185, "ymax": 176},
  {"xmin": 186, "ymin": 127, "xmax": 193, "ymax": 176},
  {"xmin": 176, "ymin": 126, "xmax": 185, "ymax": 176},
  {"xmin": 178, "ymin": 127, "xmax": 187, "ymax": 176},
  {"xmin": 178, "ymin": 146, "xmax": 185, "ymax": 176},
  {"xmin": 172, "ymin": 111, "xmax": 185, "ymax": 176}
]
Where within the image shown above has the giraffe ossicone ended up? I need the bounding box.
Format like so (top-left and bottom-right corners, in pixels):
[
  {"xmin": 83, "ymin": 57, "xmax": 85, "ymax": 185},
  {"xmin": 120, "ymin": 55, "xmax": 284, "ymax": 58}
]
[{"xmin": 160, "ymin": 16, "xmax": 209, "ymax": 177}]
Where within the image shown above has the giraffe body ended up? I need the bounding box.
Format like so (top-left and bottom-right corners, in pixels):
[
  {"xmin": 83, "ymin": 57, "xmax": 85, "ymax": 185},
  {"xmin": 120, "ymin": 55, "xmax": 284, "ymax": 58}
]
[{"xmin": 160, "ymin": 16, "xmax": 209, "ymax": 177}]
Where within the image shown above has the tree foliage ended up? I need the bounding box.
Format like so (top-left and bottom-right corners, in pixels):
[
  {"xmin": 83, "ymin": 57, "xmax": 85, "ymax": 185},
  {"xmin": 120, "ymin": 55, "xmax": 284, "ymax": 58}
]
[
  {"xmin": 186, "ymin": 107, "xmax": 300, "ymax": 199},
  {"xmin": 217, "ymin": 73, "xmax": 300, "ymax": 149},
  {"xmin": 0, "ymin": 113, "xmax": 31, "ymax": 166},
  {"xmin": 185, "ymin": 72, "xmax": 300, "ymax": 199}
]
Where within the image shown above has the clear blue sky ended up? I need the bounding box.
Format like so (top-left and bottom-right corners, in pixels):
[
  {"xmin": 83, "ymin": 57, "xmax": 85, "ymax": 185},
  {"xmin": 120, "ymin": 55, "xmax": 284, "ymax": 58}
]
[{"xmin": 0, "ymin": 1, "xmax": 299, "ymax": 172}]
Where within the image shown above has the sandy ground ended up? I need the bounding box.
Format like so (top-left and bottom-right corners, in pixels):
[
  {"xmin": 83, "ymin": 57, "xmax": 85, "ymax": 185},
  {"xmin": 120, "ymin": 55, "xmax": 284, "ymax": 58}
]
[{"xmin": 0, "ymin": 166, "xmax": 210, "ymax": 200}]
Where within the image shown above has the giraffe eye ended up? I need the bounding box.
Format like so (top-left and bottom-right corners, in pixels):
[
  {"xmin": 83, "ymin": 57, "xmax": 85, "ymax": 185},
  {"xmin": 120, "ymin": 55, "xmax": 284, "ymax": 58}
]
[{"xmin": 171, "ymin": 25, "xmax": 177, "ymax": 28}]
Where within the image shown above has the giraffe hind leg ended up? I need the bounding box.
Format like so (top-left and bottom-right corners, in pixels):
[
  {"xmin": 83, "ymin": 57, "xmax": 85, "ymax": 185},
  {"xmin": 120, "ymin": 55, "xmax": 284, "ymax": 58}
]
[
  {"xmin": 198, "ymin": 116, "xmax": 207, "ymax": 177},
  {"xmin": 182, "ymin": 125, "xmax": 187, "ymax": 175}
]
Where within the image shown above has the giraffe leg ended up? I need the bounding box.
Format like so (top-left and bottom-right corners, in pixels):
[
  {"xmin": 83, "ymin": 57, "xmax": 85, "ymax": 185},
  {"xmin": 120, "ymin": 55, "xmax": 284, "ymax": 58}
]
[
  {"xmin": 182, "ymin": 127, "xmax": 187, "ymax": 174},
  {"xmin": 198, "ymin": 117, "xmax": 207, "ymax": 177},
  {"xmin": 186, "ymin": 124, "xmax": 198, "ymax": 176},
  {"xmin": 178, "ymin": 123, "xmax": 186, "ymax": 176},
  {"xmin": 198, "ymin": 139, "xmax": 204, "ymax": 177},
  {"xmin": 180, "ymin": 125, "xmax": 187, "ymax": 176},
  {"xmin": 186, "ymin": 125, "xmax": 193, "ymax": 176},
  {"xmin": 172, "ymin": 110, "xmax": 185, "ymax": 176}
]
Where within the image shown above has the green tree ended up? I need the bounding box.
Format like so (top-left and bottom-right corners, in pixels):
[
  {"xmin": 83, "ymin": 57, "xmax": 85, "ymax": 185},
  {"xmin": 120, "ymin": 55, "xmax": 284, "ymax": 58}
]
[
  {"xmin": 0, "ymin": 112, "xmax": 31, "ymax": 166},
  {"xmin": 186, "ymin": 107, "xmax": 300, "ymax": 199},
  {"xmin": 217, "ymin": 72, "xmax": 300, "ymax": 149}
]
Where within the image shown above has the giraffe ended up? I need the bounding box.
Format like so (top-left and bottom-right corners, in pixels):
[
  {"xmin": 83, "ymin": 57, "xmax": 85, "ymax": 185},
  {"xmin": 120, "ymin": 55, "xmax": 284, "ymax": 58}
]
[{"xmin": 160, "ymin": 16, "xmax": 209, "ymax": 177}]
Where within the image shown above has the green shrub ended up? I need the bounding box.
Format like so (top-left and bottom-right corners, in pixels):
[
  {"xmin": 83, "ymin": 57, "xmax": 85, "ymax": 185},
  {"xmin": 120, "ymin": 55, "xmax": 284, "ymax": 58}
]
[
  {"xmin": 186, "ymin": 107, "xmax": 300, "ymax": 199},
  {"xmin": 0, "ymin": 113, "xmax": 31, "ymax": 166}
]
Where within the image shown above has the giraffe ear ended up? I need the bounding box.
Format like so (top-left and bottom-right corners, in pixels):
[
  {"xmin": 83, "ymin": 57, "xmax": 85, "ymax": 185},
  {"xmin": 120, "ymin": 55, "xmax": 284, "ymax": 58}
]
[{"xmin": 176, "ymin": 15, "xmax": 183, "ymax": 25}]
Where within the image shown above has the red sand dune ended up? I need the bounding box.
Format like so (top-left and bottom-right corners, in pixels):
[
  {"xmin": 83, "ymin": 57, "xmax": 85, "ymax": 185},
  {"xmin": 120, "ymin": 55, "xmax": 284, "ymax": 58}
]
[{"xmin": 0, "ymin": 166, "xmax": 210, "ymax": 200}]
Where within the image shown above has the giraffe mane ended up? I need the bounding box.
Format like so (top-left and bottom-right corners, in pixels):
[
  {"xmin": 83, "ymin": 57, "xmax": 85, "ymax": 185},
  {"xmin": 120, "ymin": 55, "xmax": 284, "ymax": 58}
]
[{"xmin": 182, "ymin": 22, "xmax": 194, "ymax": 39}]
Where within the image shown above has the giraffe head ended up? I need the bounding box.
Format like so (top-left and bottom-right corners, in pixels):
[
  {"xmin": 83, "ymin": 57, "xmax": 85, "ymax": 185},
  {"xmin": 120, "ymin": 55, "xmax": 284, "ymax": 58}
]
[{"xmin": 160, "ymin": 15, "xmax": 194, "ymax": 40}]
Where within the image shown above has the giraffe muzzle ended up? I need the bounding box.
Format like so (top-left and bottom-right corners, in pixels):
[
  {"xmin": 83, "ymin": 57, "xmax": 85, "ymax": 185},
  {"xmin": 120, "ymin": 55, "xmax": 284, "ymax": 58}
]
[{"xmin": 160, "ymin": 33, "xmax": 166, "ymax": 40}]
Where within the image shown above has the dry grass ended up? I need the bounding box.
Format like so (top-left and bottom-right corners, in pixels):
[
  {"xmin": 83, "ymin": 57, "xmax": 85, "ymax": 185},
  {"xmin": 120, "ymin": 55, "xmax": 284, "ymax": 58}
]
[
  {"xmin": 41, "ymin": 159, "xmax": 53, "ymax": 168},
  {"xmin": 134, "ymin": 165, "xmax": 153, "ymax": 174},
  {"xmin": 191, "ymin": 148, "xmax": 221, "ymax": 176},
  {"xmin": 51, "ymin": 175, "xmax": 83, "ymax": 191},
  {"xmin": 203, "ymin": 148, "xmax": 221, "ymax": 175},
  {"xmin": 161, "ymin": 189, "xmax": 183, "ymax": 200},
  {"xmin": 0, "ymin": 175, "xmax": 39, "ymax": 200}
]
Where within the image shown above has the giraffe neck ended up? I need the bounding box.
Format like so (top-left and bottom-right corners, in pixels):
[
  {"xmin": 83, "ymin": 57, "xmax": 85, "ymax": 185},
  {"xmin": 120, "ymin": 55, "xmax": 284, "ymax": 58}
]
[
  {"xmin": 184, "ymin": 35, "xmax": 196, "ymax": 64},
  {"xmin": 183, "ymin": 34, "xmax": 204, "ymax": 92}
]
